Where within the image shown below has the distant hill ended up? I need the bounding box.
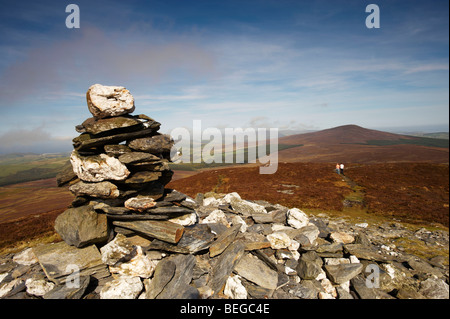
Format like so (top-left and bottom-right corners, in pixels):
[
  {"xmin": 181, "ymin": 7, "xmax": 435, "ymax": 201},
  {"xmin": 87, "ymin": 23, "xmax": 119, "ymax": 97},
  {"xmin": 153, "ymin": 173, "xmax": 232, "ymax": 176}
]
[
  {"xmin": 0, "ymin": 153, "xmax": 69, "ymax": 187},
  {"xmin": 274, "ymin": 124, "xmax": 449, "ymax": 163}
]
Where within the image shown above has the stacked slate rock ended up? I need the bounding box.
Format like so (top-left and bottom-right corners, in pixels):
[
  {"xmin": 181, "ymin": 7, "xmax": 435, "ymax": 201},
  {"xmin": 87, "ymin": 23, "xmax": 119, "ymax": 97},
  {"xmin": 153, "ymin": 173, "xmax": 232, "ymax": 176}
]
[{"xmin": 55, "ymin": 84, "xmax": 197, "ymax": 248}]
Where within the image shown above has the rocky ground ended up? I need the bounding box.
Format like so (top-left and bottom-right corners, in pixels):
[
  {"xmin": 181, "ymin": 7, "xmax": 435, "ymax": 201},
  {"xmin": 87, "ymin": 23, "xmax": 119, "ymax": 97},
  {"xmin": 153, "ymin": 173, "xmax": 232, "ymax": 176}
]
[{"xmin": 0, "ymin": 191, "xmax": 448, "ymax": 299}]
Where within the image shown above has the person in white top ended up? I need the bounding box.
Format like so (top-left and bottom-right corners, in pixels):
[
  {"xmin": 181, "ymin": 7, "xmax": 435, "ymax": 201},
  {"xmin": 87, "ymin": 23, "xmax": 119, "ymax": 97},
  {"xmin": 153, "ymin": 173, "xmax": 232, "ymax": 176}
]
[{"xmin": 340, "ymin": 163, "xmax": 345, "ymax": 175}]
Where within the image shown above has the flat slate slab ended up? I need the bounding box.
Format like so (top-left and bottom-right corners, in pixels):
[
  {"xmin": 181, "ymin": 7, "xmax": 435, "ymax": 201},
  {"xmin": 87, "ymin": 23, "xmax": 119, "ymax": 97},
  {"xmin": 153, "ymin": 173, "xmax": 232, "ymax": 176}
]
[
  {"xmin": 145, "ymin": 259, "xmax": 176, "ymax": 299},
  {"xmin": 234, "ymin": 253, "xmax": 279, "ymax": 290},
  {"xmin": 156, "ymin": 254, "xmax": 198, "ymax": 299},
  {"xmin": 207, "ymin": 241, "xmax": 246, "ymax": 296},
  {"xmin": 148, "ymin": 224, "xmax": 215, "ymax": 254},
  {"xmin": 112, "ymin": 220, "xmax": 184, "ymax": 244},
  {"xmin": 324, "ymin": 263, "xmax": 364, "ymax": 284},
  {"xmin": 32, "ymin": 241, "xmax": 110, "ymax": 285}
]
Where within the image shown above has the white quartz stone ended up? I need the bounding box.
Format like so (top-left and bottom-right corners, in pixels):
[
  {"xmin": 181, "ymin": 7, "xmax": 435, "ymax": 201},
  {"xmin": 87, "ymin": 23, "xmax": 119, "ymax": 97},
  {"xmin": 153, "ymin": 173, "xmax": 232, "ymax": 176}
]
[
  {"xmin": 267, "ymin": 232, "xmax": 292, "ymax": 250},
  {"xmin": 224, "ymin": 275, "xmax": 248, "ymax": 299},
  {"xmin": 109, "ymin": 246, "xmax": 158, "ymax": 279},
  {"xmin": 70, "ymin": 151, "xmax": 130, "ymax": 182},
  {"xmin": 201, "ymin": 209, "xmax": 230, "ymax": 227},
  {"xmin": 13, "ymin": 248, "xmax": 38, "ymax": 266},
  {"xmin": 100, "ymin": 276, "xmax": 143, "ymax": 299},
  {"xmin": 287, "ymin": 208, "xmax": 309, "ymax": 229},
  {"xmin": 86, "ymin": 84, "xmax": 135, "ymax": 119},
  {"xmin": 25, "ymin": 278, "xmax": 55, "ymax": 297}
]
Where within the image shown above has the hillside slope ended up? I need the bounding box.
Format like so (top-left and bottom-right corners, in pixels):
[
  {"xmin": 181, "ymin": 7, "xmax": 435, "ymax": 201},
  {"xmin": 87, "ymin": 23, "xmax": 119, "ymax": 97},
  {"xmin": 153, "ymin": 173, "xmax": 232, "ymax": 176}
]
[{"xmin": 168, "ymin": 162, "xmax": 449, "ymax": 227}]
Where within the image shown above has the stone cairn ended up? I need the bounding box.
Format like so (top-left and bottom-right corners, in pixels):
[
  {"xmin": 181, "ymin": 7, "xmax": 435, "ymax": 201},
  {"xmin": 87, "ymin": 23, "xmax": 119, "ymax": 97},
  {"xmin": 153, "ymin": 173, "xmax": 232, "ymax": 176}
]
[
  {"xmin": 54, "ymin": 83, "xmax": 194, "ymax": 248},
  {"xmin": 0, "ymin": 85, "xmax": 448, "ymax": 300}
]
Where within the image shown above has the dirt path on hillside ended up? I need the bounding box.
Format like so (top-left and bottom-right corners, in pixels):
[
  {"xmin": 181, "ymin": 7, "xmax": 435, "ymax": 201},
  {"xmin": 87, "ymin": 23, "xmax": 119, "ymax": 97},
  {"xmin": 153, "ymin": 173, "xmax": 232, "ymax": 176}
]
[{"xmin": 339, "ymin": 170, "xmax": 366, "ymax": 209}]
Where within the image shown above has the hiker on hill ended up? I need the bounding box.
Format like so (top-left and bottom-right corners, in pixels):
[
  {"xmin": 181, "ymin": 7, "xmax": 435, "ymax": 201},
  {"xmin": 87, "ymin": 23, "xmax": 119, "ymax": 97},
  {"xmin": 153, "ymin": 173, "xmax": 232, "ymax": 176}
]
[
  {"xmin": 335, "ymin": 163, "xmax": 340, "ymax": 174},
  {"xmin": 340, "ymin": 163, "xmax": 345, "ymax": 175}
]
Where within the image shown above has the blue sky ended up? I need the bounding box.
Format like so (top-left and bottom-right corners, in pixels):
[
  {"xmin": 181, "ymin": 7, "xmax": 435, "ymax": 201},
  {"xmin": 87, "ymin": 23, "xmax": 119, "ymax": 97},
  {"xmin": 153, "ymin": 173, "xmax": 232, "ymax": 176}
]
[{"xmin": 0, "ymin": 0, "xmax": 448, "ymax": 153}]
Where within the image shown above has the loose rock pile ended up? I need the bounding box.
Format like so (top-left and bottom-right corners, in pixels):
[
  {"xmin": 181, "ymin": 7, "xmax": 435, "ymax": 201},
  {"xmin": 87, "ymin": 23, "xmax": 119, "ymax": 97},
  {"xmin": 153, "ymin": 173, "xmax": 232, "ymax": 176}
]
[
  {"xmin": 55, "ymin": 84, "xmax": 194, "ymax": 248},
  {"xmin": 1, "ymin": 190, "xmax": 449, "ymax": 299},
  {"xmin": 0, "ymin": 85, "xmax": 448, "ymax": 299}
]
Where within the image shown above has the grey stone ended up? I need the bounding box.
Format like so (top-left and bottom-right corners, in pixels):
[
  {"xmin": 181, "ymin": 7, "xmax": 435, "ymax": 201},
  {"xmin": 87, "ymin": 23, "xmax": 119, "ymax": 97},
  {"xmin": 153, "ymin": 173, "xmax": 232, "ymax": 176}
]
[
  {"xmin": 229, "ymin": 197, "xmax": 267, "ymax": 216},
  {"xmin": 145, "ymin": 259, "xmax": 176, "ymax": 299},
  {"xmin": 69, "ymin": 180, "xmax": 120, "ymax": 199},
  {"xmin": 308, "ymin": 218, "xmax": 331, "ymax": 238},
  {"xmin": 316, "ymin": 242, "xmax": 344, "ymax": 254},
  {"xmin": 404, "ymin": 256, "xmax": 444, "ymax": 278},
  {"xmin": 252, "ymin": 213, "xmax": 273, "ymax": 224},
  {"xmin": 54, "ymin": 205, "xmax": 110, "ymax": 248},
  {"xmin": 80, "ymin": 116, "xmax": 142, "ymax": 135},
  {"xmin": 163, "ymin": 189, "xmax": 188, "ymax": 202},
  {"xmin": 234, "ymin": 253, "xmax": 279, "ymax": 290},
  {"xmin": 156, "ymin": 254, "xmax": 198, "ymax": 299},
  {"xmin": 112, "ymin": 220, "xmax": 184, "ymax": 244},
  {"xmin": 94, "ymin": 202, "xmax": 130, "ymax": 215},
  {"xmin": 324, "ymin": 263, "xmax": 363, "ymax": 284},
  {"xmin": 252, "ymin": 249, "xmax": 284, "ymax": 273},
  {"xmin": 343, "ymin": 244, "xmax": 391, "ymax": 262},
  {"xmin": 296, "ymin": 251, "xmax": 323, "ymax": 280},
  {"xmin": 56, "ymin": 160, "xmax": 77, "ymax": 186},
  {"xmin": 32, "ymin": 241, "xmax": 109, "ymax": 285},
  {"xmin": 122, "ymin": 171, "xmax": 162, "ymax": 184},
  {"xmin": 148, "ymin": 224, "xmax": 215, "ymax": 254},
  {"xmin": 0, "ymin": 279, "xmax": 26, "ymax": 298},
  {"xmin": 43, "ymin": 276, "xmax": 90, "ymax": 299},
  {"xmin": 118, "ymin": 152, "xmax": 160, "ymax": 164},
  {"xmin": 147, "ymin": 206, "xmax": 195, "ymax": 215},
  {"xmin": 289, "ymin": 280, "xmax": 320, "ymax": 299},
  {"xmin": 350, "ymin": 274, "xmax": 396, "ymax": 299},
  {"xmin": 271, "ymin": 209, "xmax": 287, "ymax": 224},
  {"xmin": 104, "ymin": 144, "xmax": 132, "ymax": 156},
  {"xmin": 429, "ymin": 256, "xmax": 447, "ymax": 269},
  {"xmin": 236, "ymin": 232, "xmax": 271, "ymax": 251},
  {"xmin": 128, "ymin": 134, "xmax": 174, "ymax": 154},
  {"xmin": 395, "ymin": 286, "xmax": 426, "ymax": 299},
  {"xmin": 73, "ymin": 126, "xmax": 160, "ymax": 151},
  {"xmin": 293, "ymin": 224, "xmax": 320, "ymax": 245},
  {"xmin": 243, "ymin": 281, "xmax": 273, "ymax": 299},
  {"xmin": 419, "ymin": 277, "xmax": 449, "ymax": 299},
  {"xmin": 209, "ymin": 224, "xmax": 241, "ymax": 257},
  {"xmin": 208, "ymin": 241, "xmax": 246, "ymax": 296},
  {"xmin": 336, "ymin": 286, "xmax": 354, "ymax": 299}
]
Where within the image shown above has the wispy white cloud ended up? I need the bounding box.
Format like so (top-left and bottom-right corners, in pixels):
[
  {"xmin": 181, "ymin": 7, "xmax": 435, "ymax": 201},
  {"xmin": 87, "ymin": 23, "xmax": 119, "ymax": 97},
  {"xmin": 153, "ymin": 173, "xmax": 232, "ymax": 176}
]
[
  {"xmin": 0, "ymin": 25, "xmax": 216, "ymax": 105},
  {"xmin": 0, "ymin": 127, "xmax": 72, "ymax": 153},
  {"xmin": 404, "ymin": 63, "xmax": 449, "ymax": 74}
]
